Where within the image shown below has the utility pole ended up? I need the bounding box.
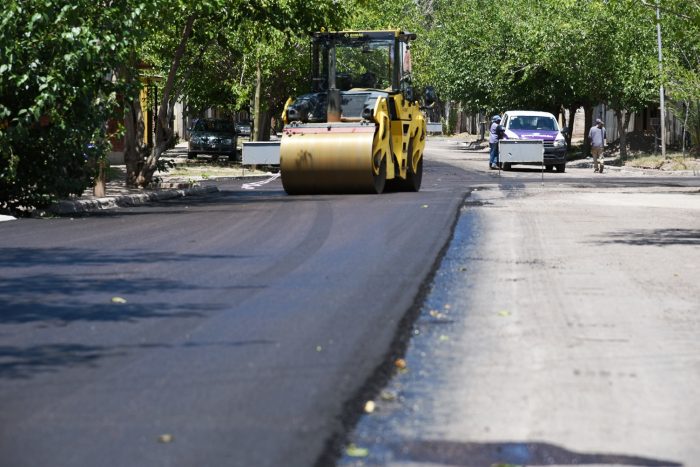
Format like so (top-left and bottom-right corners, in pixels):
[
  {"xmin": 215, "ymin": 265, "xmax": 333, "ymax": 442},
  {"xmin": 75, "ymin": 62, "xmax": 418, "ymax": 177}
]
[{"xmin": 656, "ymin": 0, "xmax": 666, "ymax": 157}]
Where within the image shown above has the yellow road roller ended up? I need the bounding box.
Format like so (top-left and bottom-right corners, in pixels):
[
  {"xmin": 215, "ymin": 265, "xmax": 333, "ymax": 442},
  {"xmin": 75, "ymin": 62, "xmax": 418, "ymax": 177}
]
[{"xmin": 280, "ymin": 30, "xmax": 431, "ymax": 194}]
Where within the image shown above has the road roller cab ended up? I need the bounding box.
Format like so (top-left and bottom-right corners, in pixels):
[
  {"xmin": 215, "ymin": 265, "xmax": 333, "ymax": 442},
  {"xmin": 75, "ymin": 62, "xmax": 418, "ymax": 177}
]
[{"xmin": 280, "ymin": 30, "xmax": 427, "ymax": 194}]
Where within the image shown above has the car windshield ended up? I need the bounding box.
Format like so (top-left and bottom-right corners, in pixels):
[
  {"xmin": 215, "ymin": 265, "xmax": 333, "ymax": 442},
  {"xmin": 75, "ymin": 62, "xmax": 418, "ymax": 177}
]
[
  {"xmin": 509, "ymin": 116, "xmax": 557, "ymax": 131},
  {"xmin": 193, "ymin": 120, "xmax": 235, "ymax": 133}
]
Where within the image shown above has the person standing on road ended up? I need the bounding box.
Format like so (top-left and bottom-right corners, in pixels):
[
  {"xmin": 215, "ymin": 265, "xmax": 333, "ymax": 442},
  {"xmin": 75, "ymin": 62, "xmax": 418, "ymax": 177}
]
[
  {"xmin": 489, "ymin": 115, "xmax": 506, "ymax": 169},
  {"xmin": 589, "ymin": 118, "xmax": 607, "ymax": 173}
]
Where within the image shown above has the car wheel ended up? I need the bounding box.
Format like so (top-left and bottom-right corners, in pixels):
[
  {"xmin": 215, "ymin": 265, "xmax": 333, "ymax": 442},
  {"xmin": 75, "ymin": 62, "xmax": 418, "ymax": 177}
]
[
  {"xmin": 187, "ymin": 152, "xmax": 197, "ymax": 160},
  {"xmin": 556, "ymin": 163, "xmax": 566, "ymax": 173},
  {"xmin": 545, "ymin": 164, "xmax": 554, "ymax": 171}
]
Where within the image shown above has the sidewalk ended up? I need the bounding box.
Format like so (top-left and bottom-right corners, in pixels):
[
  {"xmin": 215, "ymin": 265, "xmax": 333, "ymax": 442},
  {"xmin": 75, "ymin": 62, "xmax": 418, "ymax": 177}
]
[
  {"xmin": 47, "ymin": 143, "xmax": 274, "ymax": 215},
  {"xmin": 567, "ymin": 155, "xmax": 700, "ymax": 176}
]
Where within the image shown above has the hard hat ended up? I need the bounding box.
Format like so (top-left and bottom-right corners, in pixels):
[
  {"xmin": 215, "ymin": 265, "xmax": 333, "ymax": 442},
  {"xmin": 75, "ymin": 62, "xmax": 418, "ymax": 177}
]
[{"xmin": 492, "ymin": 115, "xmax": 501, "ymax": 122}]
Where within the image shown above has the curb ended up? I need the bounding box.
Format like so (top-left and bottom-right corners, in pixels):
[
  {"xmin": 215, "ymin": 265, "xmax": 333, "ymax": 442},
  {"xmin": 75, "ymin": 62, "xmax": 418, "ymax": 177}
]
[
  {"xmin": 568, "ymin": 159, "xmax": 699, "ymax": 176},
  {"xmin": 48, "ymin": 185, "xmax": 219, "ymax": 215},
  {"xmin": 567, "ymin": 160, "xmax": 622, "ymax": 171}
]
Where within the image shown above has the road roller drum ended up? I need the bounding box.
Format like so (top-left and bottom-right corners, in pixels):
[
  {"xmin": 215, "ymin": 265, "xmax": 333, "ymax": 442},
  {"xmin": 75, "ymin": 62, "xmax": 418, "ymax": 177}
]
[
  {"xmin": 279, "ymin": 30, "xmax": 430, "ymax": 195},
  {"xmin": 280, "ymin": 123, "xmax": 383, "ymax": 194}
]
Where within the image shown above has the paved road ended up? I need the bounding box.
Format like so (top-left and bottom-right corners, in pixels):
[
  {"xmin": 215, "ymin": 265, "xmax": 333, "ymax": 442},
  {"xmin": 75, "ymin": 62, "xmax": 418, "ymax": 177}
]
[
  {"xmin": 342, "ymin": 139, "xmax": 700, "ymax": 467},
  {"xmin": 2, "ymin": 138, "xmax": 699, "ymax": 467},
  {"xmin": 0, "ymin": 153, "xmax": 470, "ymax": 467}
]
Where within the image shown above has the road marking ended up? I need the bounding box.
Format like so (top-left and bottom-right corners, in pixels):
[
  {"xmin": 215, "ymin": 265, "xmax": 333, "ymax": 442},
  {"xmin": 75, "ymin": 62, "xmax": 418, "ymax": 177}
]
[{"xmin": 242, "ymin": 173, "xmax": 281, "ymax": 190}]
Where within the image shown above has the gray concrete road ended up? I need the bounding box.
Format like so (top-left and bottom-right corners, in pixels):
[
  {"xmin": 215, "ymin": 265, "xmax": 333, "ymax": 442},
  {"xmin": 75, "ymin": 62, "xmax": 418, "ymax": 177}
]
[{"xmin": 342, "ymin": 138, "xmax": 700, "ymax": 466}]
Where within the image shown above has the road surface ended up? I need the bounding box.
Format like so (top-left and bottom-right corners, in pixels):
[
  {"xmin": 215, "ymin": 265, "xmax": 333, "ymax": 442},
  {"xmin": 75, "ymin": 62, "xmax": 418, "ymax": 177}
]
[
  {"xmin": 341, "ymin": 139, "xmax": 700, "ymax": 467},
  {"xmin": 0, "ymin": 153, "xmax": 468, "ymax": 467},
  {"xmin": 1, "ymin": 138, "xmax": 699, "ymax": 467}
]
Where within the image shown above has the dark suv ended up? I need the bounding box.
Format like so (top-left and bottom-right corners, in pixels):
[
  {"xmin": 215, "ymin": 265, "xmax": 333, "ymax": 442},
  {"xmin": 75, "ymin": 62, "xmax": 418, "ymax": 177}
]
[{"xmin": 188, "ymin": 119, "xmax": 238, "ymax": 161}]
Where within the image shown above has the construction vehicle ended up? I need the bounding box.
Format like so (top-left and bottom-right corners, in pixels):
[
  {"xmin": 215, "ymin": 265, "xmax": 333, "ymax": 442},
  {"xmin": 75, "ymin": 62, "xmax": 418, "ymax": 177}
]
[{"xmin": 280, "ymin": 30, "xmax": 430, "ymax": 194}]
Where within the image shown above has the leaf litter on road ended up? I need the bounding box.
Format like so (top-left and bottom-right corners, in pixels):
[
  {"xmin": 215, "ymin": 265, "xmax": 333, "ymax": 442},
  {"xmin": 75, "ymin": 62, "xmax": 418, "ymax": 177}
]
[
  {"xmin": 157, "ymin": 434, "xmax": 173, "ymax": 443},
  {"xmin": 345, "ymin": 443, "xmax": 369, "ymax": 458}
]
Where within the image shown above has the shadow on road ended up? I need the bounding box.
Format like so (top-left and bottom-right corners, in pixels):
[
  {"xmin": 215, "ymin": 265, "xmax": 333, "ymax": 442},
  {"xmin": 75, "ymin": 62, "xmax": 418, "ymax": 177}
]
[
  {"xmin": 595, "ymin": 228, "xmax": 700, "ymax": 246},
  {"xmin": 0, "ymin": 246, "xmax": 252, "ymax": 325},
  {"xmin": 390, "ymin": 439, "xmax": 682, "ymax": 466},
  {"xmin": 0, "ymin": 242, "xmax": 278, "ymax": 380},
  {"xmin": 0, "ymin": 339, "xmax": 276, "ymax": 380}
]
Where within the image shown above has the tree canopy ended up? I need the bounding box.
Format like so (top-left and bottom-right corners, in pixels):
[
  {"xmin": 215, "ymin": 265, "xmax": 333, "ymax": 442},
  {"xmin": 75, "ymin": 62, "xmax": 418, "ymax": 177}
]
[
  {"xmin": 0, "ymin": 0, "xmax": 153, "ymax": 212},
  {"xmin": 2, "ymin": 0, "xmax": 699, "ymax": 213}
]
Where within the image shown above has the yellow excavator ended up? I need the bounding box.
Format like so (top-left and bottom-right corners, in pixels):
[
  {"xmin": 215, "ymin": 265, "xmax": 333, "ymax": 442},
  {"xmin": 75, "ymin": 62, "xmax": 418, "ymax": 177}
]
[{"xmin": 280, "ymin": 30, "xmax": 431, "ymax": 194}]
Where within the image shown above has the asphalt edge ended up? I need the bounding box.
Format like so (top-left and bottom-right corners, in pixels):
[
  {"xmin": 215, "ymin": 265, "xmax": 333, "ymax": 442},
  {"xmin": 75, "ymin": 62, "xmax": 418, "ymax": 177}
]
[{"xmin": 313, "ymin": 189, "xmax": 473, "ymax": 467}]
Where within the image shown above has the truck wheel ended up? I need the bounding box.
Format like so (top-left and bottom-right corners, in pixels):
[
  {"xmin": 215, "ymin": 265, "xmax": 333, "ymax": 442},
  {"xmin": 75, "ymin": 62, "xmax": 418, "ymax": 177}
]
[
  {"xmin": 386, "ymin": 141, "xmax": 422, "ymax": 192},
  {"xmin": 406, "ymin": 156, "xmax": 423, "ymax": 192},
  {"xmin": 545, "ymin": 164, "xmax": 554, "ymax": 171},
  {"xmin": 556, "ymin": 163, "xmax": 566, "ymax": 173}
]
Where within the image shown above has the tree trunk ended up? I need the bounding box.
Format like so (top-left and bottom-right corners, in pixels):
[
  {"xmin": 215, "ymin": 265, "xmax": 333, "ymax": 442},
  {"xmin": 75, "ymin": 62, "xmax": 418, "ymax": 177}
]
[
  {"xmin": 137, "ymin": 14, "xmax": 196, "ymax": 187},
  {"xmin": 682, "ymin": 100, "xmax": 689, "ymax": 157},
  {"xmin": 566, "ymin": 104, "xmax": 577, "ymax": 148},
  {"xmin": 253, "ymin": 57, "xmax": 262, "ymax": 142},
  {"xmin": 94, "ymin": 161, "xmax": 106, "ymax": 197},
  {"xmin": 444, "ymin": 101, "xmax": 451, "ymax": 134},
  {"xmin": 615, "ymin": 109, "xmax": 629, "ymax": 163},
  {"xmin": 688, "ymin": 100, "xmax": 700, "ymax": 156},
  {"xmin": 260, "ymin": 109, "xmax": 271, "ymax": 141},
  {"xmin": 123, "ymin": 93, "xmax": 145, "ymax": 187},
  {"xmin": 583, "ymin": 103, "xmax": 594, "ymax": 157},
  {"xmin": 456, "ymin": 102, "xmax": 463, "ymax": 134}
]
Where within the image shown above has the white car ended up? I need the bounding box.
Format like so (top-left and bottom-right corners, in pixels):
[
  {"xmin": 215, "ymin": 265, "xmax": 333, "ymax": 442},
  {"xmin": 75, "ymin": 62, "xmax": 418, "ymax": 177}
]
[{"xmin": 501, "ymin": 110, "xmax": 568, "ymax": 171}]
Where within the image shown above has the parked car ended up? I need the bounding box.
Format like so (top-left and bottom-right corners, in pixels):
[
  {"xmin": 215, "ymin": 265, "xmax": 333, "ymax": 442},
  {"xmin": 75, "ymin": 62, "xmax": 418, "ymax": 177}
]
[
  {"xmin": 501, "ymin": 110, "xmax": 568, "ymax": 172},
  {"xmin": 235, "ymin": 121, "xmax": 251, "ymax": 137},
  {"xmin": 188, "ymin": 118, "xmax": 238, "ymax": 161}
]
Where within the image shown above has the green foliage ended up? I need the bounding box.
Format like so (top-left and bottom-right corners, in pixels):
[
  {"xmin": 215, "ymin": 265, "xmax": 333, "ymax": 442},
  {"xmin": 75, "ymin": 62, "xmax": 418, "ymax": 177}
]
[
  {"xmin": 4, "ymin": 0, "xmax": 699, "ymax": 210},
  {"xmin": 0, "ymin": 0, "xmax": 151, "ymax": 213},
  {"xmin": 603, "ymin": 0, "xmax": 659, "ymax": 113},
  {"xmin": 662, "ymin": 0, "xmax": 700, "ymax": 152},
  {"xmin": 419, "ymin": 0, "xmax": 676, "ymax": 117},
  {"xmin": 141, "ymin": 0, "xmax": 349, "ymax": 120}
]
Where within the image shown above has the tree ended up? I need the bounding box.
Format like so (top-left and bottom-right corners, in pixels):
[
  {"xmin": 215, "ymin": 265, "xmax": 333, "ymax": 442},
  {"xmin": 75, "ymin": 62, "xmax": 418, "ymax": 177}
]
[
  {"xmin": 660, "ymin": 0, "xmax": 700, "ymax": 155},
  {"xmin": 0, "ymin": 0, "xmax": 151, "ymax": 213},
  {"xmin": 131, "ymin": 0, "xmax": 349, "ymax": 186},
  {"xmin": 416, "ymin": 0, "xmax": 671, "ymax": 158},
  {"xmin": 603, "ymin": 0, "xmax": 659, "ymax": 161}
]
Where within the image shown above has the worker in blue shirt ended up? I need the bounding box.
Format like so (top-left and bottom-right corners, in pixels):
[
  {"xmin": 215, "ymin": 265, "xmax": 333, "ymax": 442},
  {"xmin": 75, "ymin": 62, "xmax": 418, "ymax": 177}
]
[{"xmin": 489, "ymin": 115, "xmax": 506, "ymax": 169}]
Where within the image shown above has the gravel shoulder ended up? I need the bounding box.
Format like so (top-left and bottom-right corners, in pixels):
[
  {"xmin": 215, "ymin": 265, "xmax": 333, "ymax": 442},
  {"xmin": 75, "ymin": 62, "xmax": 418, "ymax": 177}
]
[
  {"xmin": 436, "ymin": 185, "xmax": 700, "ymax": 464},
  {"xmin": 342, "ymin": 139, "xmax": 700, "ymax": 466}
]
